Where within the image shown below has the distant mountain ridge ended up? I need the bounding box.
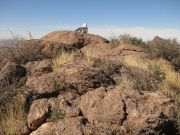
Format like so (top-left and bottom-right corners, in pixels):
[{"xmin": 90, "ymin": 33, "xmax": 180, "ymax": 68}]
[{"xmin": 0, "ymin": 39, "xmax": 16, "ymax": 46}]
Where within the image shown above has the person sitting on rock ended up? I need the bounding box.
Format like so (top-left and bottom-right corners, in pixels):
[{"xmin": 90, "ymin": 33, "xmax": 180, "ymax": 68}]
[{"xmin": 75, "ymin": 22, "xmax": 88, "ymax": 33}]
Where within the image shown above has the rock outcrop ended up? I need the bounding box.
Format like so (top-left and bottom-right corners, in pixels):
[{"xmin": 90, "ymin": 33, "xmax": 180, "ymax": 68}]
[
  {"xmin": 41, "ymin": 31, "xmax": 109, "ymax": 46},
  {"xmin": 79, "ymin": 86, "xmax": 175, "ymax": 135},
  {"xmin": 27, "ymin": 99, "xmax": 50, "ymax": 130},
  {"xmin": 26, "ymin": 64, "xmax": 115, "ymax": 95},
  {"xmin": 26, "ymin": 86, "xmax": 175, "ymax": 135},
  {"xmin": 0, "ymin": 31, "xmax": 178, "ymax": 135}
]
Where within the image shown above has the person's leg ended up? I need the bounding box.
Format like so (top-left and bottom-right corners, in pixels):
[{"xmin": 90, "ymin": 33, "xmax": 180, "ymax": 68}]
[{"xmin": 75, "ymin": 27, "xmax": 81, "ymax": 31}]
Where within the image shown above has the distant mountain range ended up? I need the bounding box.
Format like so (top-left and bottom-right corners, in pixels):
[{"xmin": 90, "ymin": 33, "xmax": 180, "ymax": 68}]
[{"xmin": 0, "ymin": 39, "xmax": 16, "ymax": 46}]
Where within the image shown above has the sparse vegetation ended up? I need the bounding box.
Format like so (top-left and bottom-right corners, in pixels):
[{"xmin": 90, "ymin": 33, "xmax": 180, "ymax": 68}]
[
  {"xmin": 49, "ymin": 102, "xmax": 64, "ymax": 122},
  {"xmin": 0, "ymin": 98, "xmax": 26, "ymax": 135},
  {"xmin": 120, "ymin": 36, "xmax": 180, "ymax": 131},
  {"xmin": 148, "ymin": 64, "xmax": 166, "ymax": 82},
  {"xmin": 81, "ymin": 48, "xmax": 95, "ymax": 66},
  {"xmin": 110, "ymin": 34, "xmax": 146, "ymax": 48},
  {"xmin": 52, "ymin": 49, "xmax": 74, "ymax": 69},
  {"xmin": 148, "ymin": 38, "xmax": 180, "ymax": 70},
  {"xmin": 123, "ymin": 55, "xmax": 148, "ymax": 70},
  {"xmin": 53, "ymin": 82, "xmax": 67, "ymax": 92},
  {"xmin": 0, "ymin": 37, "xmax": 45, "ymax": 69},
  {"xmin": 0, "ymin": 32, "xmax": 180, "ymax": 134}
]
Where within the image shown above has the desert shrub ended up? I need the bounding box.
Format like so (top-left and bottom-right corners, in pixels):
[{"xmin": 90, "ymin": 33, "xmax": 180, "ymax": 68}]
[
  {"xmin": 0, "ymin": 35, "xmax": 49, "ymax": 69},
  {"xmin": 119, "ymin": 34, "xmax": 146, "ymax": 46},
  {"xmin": 122, "ymin": 55, "xmax": 166, "ymax": 91},
  {"xmin": 148, "ymin": 38, "xmax": 180, "ymax": 70},
  {"xmin": 110, "ymin": 34, "xmax": 147, "ymax": 48},
  {"xmin": 93, "ymin": 58, "xmax": 122, "ymax": 75},
  {"xmin": 148, "ymin": 64, "xmax": 166, "ymax": 82},
  {"xmin": 0, "ymin": 77, "xmax": 26, "ymax": 108},
  {"xmin": 0, "ymin": 98, "xmax": 26, "ymax": 135},
  {"xmin": 129, "ymin": 67, "xmax": 159, "ymax": 91},
  {"xmin": 118, "ymin": 70, "xmax": 158, "ymax": 92}
]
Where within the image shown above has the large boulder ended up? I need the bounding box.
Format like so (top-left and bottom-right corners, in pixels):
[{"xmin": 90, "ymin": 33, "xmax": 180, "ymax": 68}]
[
  {"xmin": 79, "ymin": 86, "xmax": 175, "ymax": 135},
  {"xmin": 41, "ymin": 31, "xmax": 109, "ymax": 48},
  {"xmin": 28, "ymin": 99, "xmax": 50, "ymax": 130}
]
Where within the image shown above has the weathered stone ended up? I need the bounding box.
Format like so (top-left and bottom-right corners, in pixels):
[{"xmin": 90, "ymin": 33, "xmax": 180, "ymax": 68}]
[
  {"xmin": 55, "ymin": 117, "xmax": 84, "ymax": 135},
  {"xmin": 24, "ymin": 59, "xmax": 52, "ymax": 75},
  {"xmin": 41, "ymin": 31, "xmax": 109, "ymax": 47},
  {"xmin": 26, "ymin": 64, "xmax": 114, "ymax": 95},
  {"xmin": 30, "ymin": 122, "xmax": 56, "ymax": 135},
  {"xmin": 28, "ymin": 99, "xmax": 50, "ymax": 130},
  {"xmin": 79, "ymin": 86, "xmax": 175, "ymax": 135}
]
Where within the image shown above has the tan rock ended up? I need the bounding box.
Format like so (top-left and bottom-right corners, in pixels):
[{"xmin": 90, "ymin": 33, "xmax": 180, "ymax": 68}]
[
  {"xmin": 28, "ymin": 99, "xmax": 50, "ymax": 130},
  {"xmin": 79, "ymin": 86, "xmax": 175, "ymax": 135},
  {"xmin": 80, "ymin": 87, "xmax": 125, "ymax": 126},
  {"xmin": 30, "ymin": 122, "xmax": 56, "ymax": 135},
  {"xmin": 41, "ymin": 31, "xmax": 109, "ymax": 47},
  {"xmin": 55, "ymin": 117, "xmax": 84, "ymax": 135},
  {"xmin": 24, "ymin": 59, "xmax": 52, "ymax": 75},
  {"xmin": 26, "ymin": 64, "xmax": 114, "ymax": 95},
  {"xmin": 26, "ymin": 73, "xmax": 57, "ymax": 94}
]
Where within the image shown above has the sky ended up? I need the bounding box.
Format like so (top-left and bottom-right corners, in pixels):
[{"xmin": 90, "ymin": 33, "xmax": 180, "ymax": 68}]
[{"xmin": 0, "ymin": 0, "xmax": 180, "ymax": 41}]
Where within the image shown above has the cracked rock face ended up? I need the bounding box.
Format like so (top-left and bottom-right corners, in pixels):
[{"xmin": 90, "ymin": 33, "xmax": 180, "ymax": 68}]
[
  {"xmin": 15, "ymin": 32, "xmax": 177, "ymax": 135},
  {"xmin": 79, "ymin": 87, "xmax": 125, "ymax": 127},
  {"xmin": 28, "ymin": 99, "xmax": 50, "ymax": 130},
  {"xmin": 79, "ymin": 86, "xmax": 175, "ymax": 135},
  {"xmin": 23, "ymin": 66, "xmax": 177, "ymax": 135},
  {"xmin": 27, "ymin": 86, "xmax": 175, "ymax": 135}
]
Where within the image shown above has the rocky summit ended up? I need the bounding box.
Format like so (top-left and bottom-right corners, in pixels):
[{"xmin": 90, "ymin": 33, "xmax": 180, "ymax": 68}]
[{"xmin": 0, "ymin": 31, "xmax": 179, "ymax": 135}]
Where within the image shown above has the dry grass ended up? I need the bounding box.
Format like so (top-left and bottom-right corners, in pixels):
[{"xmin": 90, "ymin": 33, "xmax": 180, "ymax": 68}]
[
  {"xmin": 123, "ymin": 54, "xmax": 180, "ymax": 130},
  {"xmin": 82, "ymin": 48, "xmax": 95, "ymax": 67},
  {"xmin": 123, "ymin": 55, "xmax": 180, "ymax": 93},
  {"xmin": 52, "ymin": 50, "xmax": 74, "ymax": 70},
  {"xmin": 156, "ymin": 60, "xmax": 180, "ymax": 97},
  {"xmin": 0, "ymin": 98, "xmax": 26, "ymax": 135},
  {"xmin": 118, "ymin": 76, "xmax": 135, "ymax": 90},
  {"xmin": 123, "ymin": 55, "xmax": 149, "ymax": 70}
]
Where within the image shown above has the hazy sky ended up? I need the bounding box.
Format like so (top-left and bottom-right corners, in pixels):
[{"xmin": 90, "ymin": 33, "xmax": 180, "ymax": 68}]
[{"xmin": 0, "ymin": 0, "xmax": 180, "ymax": 40}]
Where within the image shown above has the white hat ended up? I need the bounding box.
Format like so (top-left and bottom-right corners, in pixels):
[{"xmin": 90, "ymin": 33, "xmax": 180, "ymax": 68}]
[{"xmin": 81, "ymin": 22, "xmax": 87, "ymax": 28}]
